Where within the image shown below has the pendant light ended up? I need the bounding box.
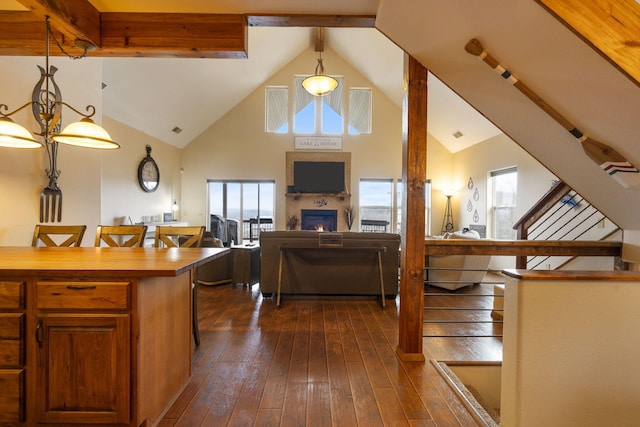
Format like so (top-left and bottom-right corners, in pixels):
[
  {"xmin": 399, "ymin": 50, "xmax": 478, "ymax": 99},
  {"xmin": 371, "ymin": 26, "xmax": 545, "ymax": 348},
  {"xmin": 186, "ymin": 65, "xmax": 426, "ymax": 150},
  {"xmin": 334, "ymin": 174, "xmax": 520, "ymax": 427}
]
[{"xmin": 302, "ymin": 28, "xmax": 338, "ymax": 97}]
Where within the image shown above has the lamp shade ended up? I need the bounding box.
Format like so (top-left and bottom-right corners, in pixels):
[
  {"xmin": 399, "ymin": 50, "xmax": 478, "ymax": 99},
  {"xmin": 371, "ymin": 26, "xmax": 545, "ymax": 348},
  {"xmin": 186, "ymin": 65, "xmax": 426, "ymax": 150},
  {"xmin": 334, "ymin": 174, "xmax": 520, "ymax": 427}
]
[
  {"xmin": 302, "ymin": 55, "xmax": 338, "ymax": 96},
  {"xmin": 0, "ymin": 117, "xmax": 43, "ymax": 148},
  {"xmin": 52, "ymin": 118, "xmax": 120, "ymax": 149},
  {"xmin": 302, "ymin": 74, "xmax": 339, "ymax": 97}
]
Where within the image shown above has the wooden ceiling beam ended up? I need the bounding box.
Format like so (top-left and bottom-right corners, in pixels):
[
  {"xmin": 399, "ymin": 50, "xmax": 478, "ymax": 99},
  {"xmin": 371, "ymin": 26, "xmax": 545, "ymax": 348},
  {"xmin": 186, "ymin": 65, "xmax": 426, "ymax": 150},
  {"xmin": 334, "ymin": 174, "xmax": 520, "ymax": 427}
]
[
  {"xmin": 99, "ymin": 13, "xmax": 247, "ymax": 58},
  {"xmin": 0, "ymin": 10, "xmax": 375, "ymax": 58},
  {"xmin": 247, "ymin": 14, "xmax": 376, "ymax": 28},
  {"xmin": 15, "ymin": 0, "xmax": 100, "ymax": 48},
  {"xmin": 0, "ymin": 11, "xmax": 248, "ymax": 58}
]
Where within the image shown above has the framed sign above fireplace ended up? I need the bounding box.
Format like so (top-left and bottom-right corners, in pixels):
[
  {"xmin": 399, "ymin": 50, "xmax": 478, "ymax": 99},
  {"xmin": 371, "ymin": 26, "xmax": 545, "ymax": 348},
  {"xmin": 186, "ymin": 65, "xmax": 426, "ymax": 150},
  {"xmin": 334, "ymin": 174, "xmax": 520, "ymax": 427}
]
[{"xmin": 294, "ymin": 136, "xmax": 342, "ymax": 150}]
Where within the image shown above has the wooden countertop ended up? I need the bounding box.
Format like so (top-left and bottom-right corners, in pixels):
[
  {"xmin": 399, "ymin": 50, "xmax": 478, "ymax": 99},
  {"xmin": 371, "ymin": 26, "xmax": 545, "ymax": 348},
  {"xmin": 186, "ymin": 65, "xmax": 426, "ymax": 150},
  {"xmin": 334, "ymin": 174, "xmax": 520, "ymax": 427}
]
[
  {"xmin": 0, "ymin": 246, "xmax": 229, "ymax": 278},
  {"xmin": 502, "ymin": 269, "xmax": 640, "ymax": 281}
]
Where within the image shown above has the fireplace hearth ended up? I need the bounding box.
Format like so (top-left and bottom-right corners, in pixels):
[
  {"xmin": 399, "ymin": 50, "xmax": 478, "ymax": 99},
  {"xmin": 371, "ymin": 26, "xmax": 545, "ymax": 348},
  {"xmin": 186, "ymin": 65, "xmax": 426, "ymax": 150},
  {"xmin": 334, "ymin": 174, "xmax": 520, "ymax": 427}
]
[{"xmin": 301, "ymin": 209, "xmax": 338, "ymax": 231}]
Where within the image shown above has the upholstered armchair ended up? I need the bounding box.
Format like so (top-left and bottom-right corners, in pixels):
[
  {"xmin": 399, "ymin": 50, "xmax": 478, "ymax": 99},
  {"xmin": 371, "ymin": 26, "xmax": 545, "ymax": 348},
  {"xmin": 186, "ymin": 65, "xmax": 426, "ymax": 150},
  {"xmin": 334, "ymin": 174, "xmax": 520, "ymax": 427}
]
[{"xmin": 425, "ymin": 230, "xmax": 491, "ymax": 290}]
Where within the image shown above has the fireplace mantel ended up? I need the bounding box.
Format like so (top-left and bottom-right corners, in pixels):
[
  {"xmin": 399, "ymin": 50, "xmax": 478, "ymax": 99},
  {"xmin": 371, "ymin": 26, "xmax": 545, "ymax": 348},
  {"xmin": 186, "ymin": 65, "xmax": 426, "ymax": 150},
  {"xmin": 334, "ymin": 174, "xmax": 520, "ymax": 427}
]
[{"xmin": 285, "ymin": 192, "xmax": 350, "ymax": 201}]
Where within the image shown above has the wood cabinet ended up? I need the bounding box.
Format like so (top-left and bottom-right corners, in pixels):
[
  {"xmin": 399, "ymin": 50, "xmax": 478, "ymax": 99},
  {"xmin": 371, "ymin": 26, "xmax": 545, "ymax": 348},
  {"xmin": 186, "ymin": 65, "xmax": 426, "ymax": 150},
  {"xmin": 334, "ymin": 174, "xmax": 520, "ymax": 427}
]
[
  {"xmin": 34, "ymin": 281, "xmax": 131, "ymax": 424},
  {"xmin": 0, "ymin": 246, "xmax": 228, "ymax": 427},
  {"xmin": 0, "ymin": 281, "xmax": 25, "ymax": 426}
]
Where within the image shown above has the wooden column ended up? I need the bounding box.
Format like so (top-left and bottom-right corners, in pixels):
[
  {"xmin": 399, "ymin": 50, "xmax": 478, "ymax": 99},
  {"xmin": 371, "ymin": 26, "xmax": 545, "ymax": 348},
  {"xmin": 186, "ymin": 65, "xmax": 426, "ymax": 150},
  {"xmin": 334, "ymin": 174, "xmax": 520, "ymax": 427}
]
[{"xmin": 397, "ymin": 54, "xmax": 427, "ymax": 361}]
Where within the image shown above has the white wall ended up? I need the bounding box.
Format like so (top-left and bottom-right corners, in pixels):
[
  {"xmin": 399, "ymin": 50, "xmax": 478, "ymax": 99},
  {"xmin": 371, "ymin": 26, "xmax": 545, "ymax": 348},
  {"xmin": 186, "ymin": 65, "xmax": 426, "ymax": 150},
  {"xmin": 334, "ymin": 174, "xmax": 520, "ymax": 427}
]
[{"xmin": 502, "ymin": 273, "xmax": 640, "ymax": 426}]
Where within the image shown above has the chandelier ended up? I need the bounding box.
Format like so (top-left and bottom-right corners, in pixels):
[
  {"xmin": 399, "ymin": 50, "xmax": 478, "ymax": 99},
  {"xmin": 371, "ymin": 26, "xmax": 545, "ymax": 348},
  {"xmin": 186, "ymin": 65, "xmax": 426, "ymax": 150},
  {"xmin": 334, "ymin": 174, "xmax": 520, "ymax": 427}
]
[
  {"xmin": 0, "ymin": 16, "xmax": 119, "ymax": 222},
  {"xmin": 302, "ymin": 28, "xmax": 338, "ymax": 97}
]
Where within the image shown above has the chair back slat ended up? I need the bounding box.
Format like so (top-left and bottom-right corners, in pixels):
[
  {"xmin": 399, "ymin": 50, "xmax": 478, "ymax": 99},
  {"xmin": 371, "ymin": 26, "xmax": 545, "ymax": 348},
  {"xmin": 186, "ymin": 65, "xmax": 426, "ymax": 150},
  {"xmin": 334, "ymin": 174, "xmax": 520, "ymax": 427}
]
[
  {"xmin": 32, "ymin": 225, "xmax": 87, "ymax": 247},
  {"xmin": 154, "ymin": 226, "xmax": 205, "ymax": 248},
  {"xmin": 95, "ymin": 225, "xmax": 148, "ymax": 247}
]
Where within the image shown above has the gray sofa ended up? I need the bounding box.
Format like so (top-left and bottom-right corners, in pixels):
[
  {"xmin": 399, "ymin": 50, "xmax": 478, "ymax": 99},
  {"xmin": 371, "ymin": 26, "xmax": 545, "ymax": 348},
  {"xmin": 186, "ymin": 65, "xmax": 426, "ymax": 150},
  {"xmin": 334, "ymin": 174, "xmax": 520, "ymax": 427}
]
[{"xmin": 259, "ymin": 231, "xmax": 400, "ymax": 298}]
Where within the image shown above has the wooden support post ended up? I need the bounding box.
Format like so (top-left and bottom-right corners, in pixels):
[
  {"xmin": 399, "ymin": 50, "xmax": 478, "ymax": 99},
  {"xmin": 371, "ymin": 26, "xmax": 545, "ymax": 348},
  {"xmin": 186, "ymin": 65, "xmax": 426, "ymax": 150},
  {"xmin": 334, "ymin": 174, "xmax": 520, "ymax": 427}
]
[{"xmin": 397, "ymin": 54, "xmax": 427, "ymax": 361}]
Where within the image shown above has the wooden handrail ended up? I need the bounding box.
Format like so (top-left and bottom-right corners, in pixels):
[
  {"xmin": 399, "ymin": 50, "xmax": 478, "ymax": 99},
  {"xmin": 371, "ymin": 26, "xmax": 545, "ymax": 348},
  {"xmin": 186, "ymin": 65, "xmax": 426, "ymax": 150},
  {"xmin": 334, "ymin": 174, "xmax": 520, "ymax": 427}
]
[
  {"xmin": 425, "ymin": 239, "xmax": 622, "ymax": 258},
  {"xmin": 512, "ymin": 180, "xmax": 571, "ymax": 239}
]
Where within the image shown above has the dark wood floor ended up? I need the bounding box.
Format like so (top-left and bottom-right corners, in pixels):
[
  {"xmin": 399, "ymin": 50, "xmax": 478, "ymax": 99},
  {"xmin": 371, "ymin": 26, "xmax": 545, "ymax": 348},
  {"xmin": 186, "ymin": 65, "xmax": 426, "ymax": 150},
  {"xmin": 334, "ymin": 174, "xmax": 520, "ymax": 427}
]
[{"xmin": 159, "ymin": 279, "xmax": 503, "ymax": 426}]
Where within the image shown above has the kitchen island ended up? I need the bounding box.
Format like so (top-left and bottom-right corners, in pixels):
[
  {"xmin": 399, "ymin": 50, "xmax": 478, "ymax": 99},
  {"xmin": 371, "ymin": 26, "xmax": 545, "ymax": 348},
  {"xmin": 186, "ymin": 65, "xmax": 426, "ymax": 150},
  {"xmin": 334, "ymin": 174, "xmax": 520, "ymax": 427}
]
[{"xmin": 0, "ymin": 246, "xmax": 228, "ymax": 427}]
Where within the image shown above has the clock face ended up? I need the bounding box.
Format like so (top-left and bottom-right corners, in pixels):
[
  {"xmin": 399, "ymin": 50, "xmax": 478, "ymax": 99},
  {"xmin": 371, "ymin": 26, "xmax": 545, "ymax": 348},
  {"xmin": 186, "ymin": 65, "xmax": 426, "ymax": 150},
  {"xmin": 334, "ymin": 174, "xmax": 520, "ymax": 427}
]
[{"xmin": 138, "ymin": 158, "xmax": 159, "ymax": 192}]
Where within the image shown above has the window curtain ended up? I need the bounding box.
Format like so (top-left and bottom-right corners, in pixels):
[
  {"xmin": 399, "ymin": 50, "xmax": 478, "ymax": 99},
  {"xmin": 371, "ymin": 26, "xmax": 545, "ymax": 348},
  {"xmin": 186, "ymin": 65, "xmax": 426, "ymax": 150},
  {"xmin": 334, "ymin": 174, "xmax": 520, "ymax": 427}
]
[
  {"xmin": 349, "ymin": 88, "xmax": 371, "ymax": 134},
  {"xmin": 266, "ymin": 87, "xmax": 288, "ymax": 132}
]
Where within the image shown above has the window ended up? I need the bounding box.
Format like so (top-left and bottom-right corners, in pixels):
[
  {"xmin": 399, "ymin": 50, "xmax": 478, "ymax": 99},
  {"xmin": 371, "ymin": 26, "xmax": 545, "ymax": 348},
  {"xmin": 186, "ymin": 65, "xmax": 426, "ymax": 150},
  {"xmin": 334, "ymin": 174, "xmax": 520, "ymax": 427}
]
[
  {"xmin": 490, "ymin": 167, "xmax": 518, "ymax": 239},
  {"xmin": 207, "ymin": 180, "xmax": 275, "ymax": 242},
  {"xmin": 349, "ymin": 88, "xmax": 372, "ymax": 134},
  {"xmin": 266, "ymin": 80, "xmax": 371, "ymax": 136},
  {"xmin": 360, "ymin": 179, "xmax": 393, "ymax": 232},
  {"xmin": 265, "ymin": 86, "xmax": 288, "ymax": 133},
  {"xmin": 293, "ymin": 76, "xmax": 343, "ymax": 134},
  {"xmin": 359, "ymin": 179, "xmax": 430, "ymax": 234}
]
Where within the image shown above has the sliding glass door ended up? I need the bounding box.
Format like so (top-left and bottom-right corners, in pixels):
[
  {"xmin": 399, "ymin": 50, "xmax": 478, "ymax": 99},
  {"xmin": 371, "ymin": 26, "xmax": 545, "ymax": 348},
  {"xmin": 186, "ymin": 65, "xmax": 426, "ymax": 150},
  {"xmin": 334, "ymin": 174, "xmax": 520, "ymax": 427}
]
[{"xmin": 207, "ymin": 180, "xmax": 275, "ymax": 243}]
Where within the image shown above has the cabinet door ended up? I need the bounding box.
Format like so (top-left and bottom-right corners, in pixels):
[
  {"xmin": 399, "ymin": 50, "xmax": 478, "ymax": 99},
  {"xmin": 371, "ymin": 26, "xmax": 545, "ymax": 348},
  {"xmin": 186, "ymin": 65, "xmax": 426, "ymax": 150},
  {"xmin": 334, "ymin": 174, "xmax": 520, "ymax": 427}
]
[{"xmin": 35, "ymin": 314, "xmax": 130, "ymax": 425}]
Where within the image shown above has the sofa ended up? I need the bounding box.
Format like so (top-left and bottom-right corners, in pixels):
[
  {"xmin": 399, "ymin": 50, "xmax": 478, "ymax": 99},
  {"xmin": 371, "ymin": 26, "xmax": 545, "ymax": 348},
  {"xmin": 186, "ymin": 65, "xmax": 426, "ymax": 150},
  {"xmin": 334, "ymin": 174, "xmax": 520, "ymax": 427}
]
[
  {"xmin": 425, "ymin": 229, "xmax": 491, "ymax": 290},
  {"xmin": 259, "ymin": 231, "xmax": 400, "ymax": 298}
]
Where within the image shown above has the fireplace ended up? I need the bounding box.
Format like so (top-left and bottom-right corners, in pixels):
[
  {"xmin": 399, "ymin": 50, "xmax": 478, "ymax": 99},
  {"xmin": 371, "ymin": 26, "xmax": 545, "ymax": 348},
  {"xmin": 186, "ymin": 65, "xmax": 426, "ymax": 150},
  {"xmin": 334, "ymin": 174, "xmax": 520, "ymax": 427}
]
[{"xmin": 301, "ymin": 209, "xmax": 338, "ymax": 232}]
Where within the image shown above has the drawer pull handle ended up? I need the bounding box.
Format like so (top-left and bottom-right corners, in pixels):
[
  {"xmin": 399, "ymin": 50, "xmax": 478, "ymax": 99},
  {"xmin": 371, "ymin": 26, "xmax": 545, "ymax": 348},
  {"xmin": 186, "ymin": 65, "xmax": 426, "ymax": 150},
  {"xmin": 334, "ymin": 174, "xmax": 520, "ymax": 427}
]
[
  {"xmin": 66, "ymin": 285, "xmax": 97, "ymax": 290},
  {"xmin": 36, "ymin": 320, "xmax": 43, "ymax": 348}
]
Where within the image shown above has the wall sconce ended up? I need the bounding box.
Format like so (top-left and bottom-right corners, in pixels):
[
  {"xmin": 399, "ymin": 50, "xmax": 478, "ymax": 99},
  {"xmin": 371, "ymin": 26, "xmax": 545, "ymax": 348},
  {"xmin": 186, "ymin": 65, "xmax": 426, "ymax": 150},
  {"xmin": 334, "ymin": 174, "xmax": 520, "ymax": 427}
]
[{"xmin": 0, "ymin": 16, "xmax": 119, "ymax": 222}]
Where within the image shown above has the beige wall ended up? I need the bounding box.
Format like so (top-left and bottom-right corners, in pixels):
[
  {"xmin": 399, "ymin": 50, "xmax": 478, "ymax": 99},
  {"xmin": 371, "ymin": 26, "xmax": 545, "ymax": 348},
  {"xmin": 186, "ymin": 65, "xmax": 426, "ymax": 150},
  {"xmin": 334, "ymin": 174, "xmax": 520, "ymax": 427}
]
[
  {"xmin": 502, "ymin": 274, "xmax": 640, "ymax": 425},
  {"xmin": 180, "ymin": 47, "xmax": 403, "ymax": 231},
  {"xmin": 100, "ymin": 116, "xmax": 182, "ymax": 226},
  {"xmin": 0, "ymin": 51, "xmax": 570, "ymax": 250},
  {"xmin": 0, "ymin": 57, "xmax": 103, "ymax": 246},
  {"xmin": 0, "ymin": 57, "xmax": 181, "ymax": 246},
  {"xmin": 452, "ymin": 133, "xmax": 557, "ymax": 236}
]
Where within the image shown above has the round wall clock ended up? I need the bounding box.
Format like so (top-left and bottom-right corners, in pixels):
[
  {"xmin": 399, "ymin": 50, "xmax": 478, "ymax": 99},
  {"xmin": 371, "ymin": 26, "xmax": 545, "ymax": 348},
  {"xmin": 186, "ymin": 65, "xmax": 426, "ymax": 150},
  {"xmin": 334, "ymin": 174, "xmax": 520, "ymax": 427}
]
[{"xmin": 138, "ymin": 145, "xmax": 160, "ymax": 192}]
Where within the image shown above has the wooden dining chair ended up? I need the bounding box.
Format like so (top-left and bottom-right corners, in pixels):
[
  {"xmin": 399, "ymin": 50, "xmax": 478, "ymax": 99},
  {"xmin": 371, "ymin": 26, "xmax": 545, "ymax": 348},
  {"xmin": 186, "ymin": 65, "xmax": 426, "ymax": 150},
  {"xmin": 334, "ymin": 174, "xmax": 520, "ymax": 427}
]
[
  {"xmin": 31, "ymin": 225, "xmax": 87, "ymax": 247},
  {"xmin": 154, "ymin": 225, "xmax": 205, "ymax": 345},
  {"xmin": 154, "ymin": 226, "xmax": 204, "ymax": 248},
  {"xmin": 95, "ymin": 225, "xmax": 148, "ymax": 247}
]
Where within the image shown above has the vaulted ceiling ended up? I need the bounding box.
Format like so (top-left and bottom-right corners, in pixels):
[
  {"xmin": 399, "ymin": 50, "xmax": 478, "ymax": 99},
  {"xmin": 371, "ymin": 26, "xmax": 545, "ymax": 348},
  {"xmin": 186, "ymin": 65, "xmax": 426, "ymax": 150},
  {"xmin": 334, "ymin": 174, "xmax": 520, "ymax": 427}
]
[
  {"xmin": 0, "ymin": 0, "xmax": 499, "ymax": 150},
  {"xmin": 3, "ymin": 0, "xmax": 640, "ymax": 229}
]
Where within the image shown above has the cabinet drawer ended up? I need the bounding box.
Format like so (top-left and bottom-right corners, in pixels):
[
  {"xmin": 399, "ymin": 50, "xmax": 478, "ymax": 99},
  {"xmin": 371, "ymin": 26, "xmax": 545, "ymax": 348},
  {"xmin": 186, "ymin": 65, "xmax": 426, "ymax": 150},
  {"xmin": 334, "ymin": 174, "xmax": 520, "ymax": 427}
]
[
  {"xmin": 0, "ymin": 314, "xmax": 24, "ymax": 367},
  {"xmin": 0, "ymin": 369, "xmax": 25, "ymax": 424},
  {"xmin": 0, "ymin": 281, "xmax": 25, "ymax": 309},
  {"xmin": 37, "ymin": 282, "xmax": 130, "ymax": 310}
]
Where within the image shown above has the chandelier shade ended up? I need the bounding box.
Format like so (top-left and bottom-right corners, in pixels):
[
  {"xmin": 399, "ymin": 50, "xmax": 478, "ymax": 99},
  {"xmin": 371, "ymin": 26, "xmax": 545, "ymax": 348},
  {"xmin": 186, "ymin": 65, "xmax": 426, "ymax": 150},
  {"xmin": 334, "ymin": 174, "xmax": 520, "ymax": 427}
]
[
  {"xmin": 0, "ymin": 117, "xmax": 43, "ymax": 148},
  {"xmin": 302, "ymin": 55, "xmax": 338, "ymax": 97},
  {"xmin": 0, "ymin": 15, "xmax": 119, "ymax": 222},
  {"xmin": 302, "ymin": 69, "xmax": 338, "ymax": 96},
  {"xmin": 53, "ymin": 118, "xmax": 120, "ymax": 149}
]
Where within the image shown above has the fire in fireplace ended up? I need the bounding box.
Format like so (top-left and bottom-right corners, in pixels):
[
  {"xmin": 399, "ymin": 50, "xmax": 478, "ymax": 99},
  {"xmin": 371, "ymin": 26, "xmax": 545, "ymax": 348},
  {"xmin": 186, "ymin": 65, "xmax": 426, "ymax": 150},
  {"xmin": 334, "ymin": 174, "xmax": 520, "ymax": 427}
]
[{"xmin": 301, "ymin": 209, "xmax": 338, "ymax": 231}]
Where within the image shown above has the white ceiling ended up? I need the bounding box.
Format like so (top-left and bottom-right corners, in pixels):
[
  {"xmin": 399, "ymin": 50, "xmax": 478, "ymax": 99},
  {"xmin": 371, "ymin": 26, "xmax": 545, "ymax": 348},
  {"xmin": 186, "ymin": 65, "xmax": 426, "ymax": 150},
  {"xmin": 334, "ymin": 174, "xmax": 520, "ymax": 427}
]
[
  {"xmin": 6, "ymin": 0, "xmax": 640, "ymax": 229},
  {"xmin": 100, "ymin": 26, "xmax": 500, "ymax": 150},
  {"xmin": 0, "ymin": 0, "xmax": 500, "ymax": 151}
]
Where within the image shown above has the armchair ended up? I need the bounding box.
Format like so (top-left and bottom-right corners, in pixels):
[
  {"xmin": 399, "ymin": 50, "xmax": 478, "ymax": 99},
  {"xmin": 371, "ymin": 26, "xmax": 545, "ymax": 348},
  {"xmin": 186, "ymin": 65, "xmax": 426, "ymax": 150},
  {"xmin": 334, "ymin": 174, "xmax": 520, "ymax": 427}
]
[{"xmin": 425, "ymin": 230, "xmax": 491, "ymax": 290}]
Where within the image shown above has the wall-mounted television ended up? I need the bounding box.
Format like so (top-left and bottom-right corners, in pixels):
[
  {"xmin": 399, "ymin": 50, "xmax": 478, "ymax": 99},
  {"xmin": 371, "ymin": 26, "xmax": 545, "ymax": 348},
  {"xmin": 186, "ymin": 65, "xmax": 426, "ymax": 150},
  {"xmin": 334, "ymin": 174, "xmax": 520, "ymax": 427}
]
[{"xmin": 293, "ymin": 161, "xmax": 345, "ymax": 194}]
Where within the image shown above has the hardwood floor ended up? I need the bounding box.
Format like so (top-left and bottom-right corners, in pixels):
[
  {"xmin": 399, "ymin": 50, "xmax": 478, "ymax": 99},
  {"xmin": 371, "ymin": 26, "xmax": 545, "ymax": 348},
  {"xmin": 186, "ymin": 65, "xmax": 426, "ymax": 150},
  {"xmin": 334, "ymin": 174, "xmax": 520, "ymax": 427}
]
[{"xmin": 160, "ymin": 279, "xmax": 503, "ymax": 426}]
